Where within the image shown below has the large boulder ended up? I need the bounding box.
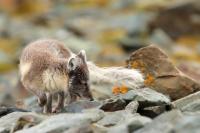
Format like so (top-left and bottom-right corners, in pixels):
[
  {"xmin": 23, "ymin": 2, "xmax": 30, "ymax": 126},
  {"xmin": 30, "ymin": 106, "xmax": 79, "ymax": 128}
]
[{"xmin": 127, "ymin": 45, "xmax": 200, "ymax": 100}]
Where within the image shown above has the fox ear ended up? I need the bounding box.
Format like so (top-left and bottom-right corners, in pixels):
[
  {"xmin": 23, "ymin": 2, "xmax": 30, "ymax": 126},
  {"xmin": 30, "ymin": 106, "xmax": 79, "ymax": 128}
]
[
  {"xmin": 68, "ymin": 57, "xmax": 79, "ymax": 71},
  {"xmin": 77, "ymin": 50, "xmax": 87, "ymax": 62}
]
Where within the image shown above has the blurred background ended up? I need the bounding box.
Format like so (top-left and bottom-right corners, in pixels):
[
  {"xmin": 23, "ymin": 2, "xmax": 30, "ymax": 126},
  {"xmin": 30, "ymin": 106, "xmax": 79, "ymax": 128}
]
[{"xmin": 0, "ymin": 0, "xmax": 199, "ymax": 106}]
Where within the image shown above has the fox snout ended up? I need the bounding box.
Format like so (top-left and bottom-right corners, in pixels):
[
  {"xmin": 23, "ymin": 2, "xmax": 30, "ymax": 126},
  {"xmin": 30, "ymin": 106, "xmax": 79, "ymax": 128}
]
[{"xmin": 81, "ymin": 91, "xmax": 93, "ymax": 101}]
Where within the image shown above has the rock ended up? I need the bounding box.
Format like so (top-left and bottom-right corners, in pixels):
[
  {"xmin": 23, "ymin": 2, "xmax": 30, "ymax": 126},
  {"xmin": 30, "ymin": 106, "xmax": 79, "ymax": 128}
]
[
  {"xmin": 120, "ymin": 88, "xmax": 170, "ymax": 109},
  {"xmin": 135, "ymin": 109, "xmax": 200, "ymax": 133},
  {"xmin": 0, "ymin": 112, "xmax": 46, "ymax": 133},
  {"xmin": 17, "ymin": 112, "xmax": 104, "ymax": 133},
  {"xmin": 100, "ymin": 98, "xmax": 127, "ymax": 112},
  {"xmin": 0, "ymin": 93, "xmax": 15, "ymax": 106},
  {"xmin": 149, "ymin": 29, "xmax": 173, "ymax": 51},
  {"xmin": 63, "ymin": 100, "xmax": 101, "ymax": 113},
  {"xmin": 127, "ymin": 45, "xmax": 200, "ymax": 100},
  {"xmin": 172, "ymin": 114, "xmax": 200, "ymax": 133},
  {"xmin": 149, "ymin": 0, "xmax": 200, "ymax": 39},
  {"xmin": 106, "ymin": 12, "xmax": 156, "ymax": 34},
  {"xmin": 24, "ymin": 96, "xmax": 42, "ymax": 113},
  {"xmin": 0, "ymin": 50, "xmax": 15, "ymax": 72},
  {"xmin": 173, "ymin": 91, "xmax": 200, "ymax": 112},
  {"xmin": 119, "ymin": 36, "xmax": 147, "ymax": 52},
  {"xmin": 178, "ymin": 61, "xmax": 200, "ymax": 82},
  {"xmin": 63, "ymin": 123, "xmax": 93, "ymax": 133},
  {"xmin": 0, "ymin": 106, "xmax": 29, "ymax": 118},
  {"xmin": 97, "ymin": 110, "xmax": 151, "ymax": 126},
  {"xmin": 125, "ymin": 101, "xmax": 139, "ymax": 114},
  {"xmin": 97, "ymin": 110, "xmax": 151, "ymax": 132},
  {"xmin": 135, "ymin": 110, "xmax": 183, "ymax": 133},
  {"xmin": 139, "ymin": 104, "xmax": 173, "ymax": 118}
]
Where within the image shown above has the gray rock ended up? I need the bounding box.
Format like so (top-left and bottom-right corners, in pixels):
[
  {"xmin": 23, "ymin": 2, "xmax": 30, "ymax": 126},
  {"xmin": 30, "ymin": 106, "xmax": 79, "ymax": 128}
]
[
  {"xmin": 106, "ymin": 12, "xmax": 156, "ymax": 33},
  {"xmin": 125, "ymin": 101, "xmax": 139, "ymax": 114},
  {"xmin": 119, "ymin": 36, "xmax": 147, "ymax": 52},
  {"xmin": 149, "ymin": 29, "xmax": 173, "ymax": 51},
  {"xmin": 100, "ymin": 98, "xmax": 127, "ymax": 112},
  {"xmin": 0, "ymin": 112, "xmax": 46, "ymax": 133},
  {"xmin": 173, "ymin": 91, "xmax": 200, "ymax": 112},
  {"xmin": 135, "ymin": 110, "xmax": 183, "ymax": 133},
  {"xmin": 24, "ymin": 96, "xmax": 42, "ymax": 113},
  {"xmin": 120, "ymin": 88, "xmax": 170, "ymax": 108},
  {"xmin": 172, "ymin": 115, "xmax": 200, "ymax": 133},
  {"xmin": 63, "ymin": 123, "xmax": 93, "ymax": 133},
  {"xmin": 63, "ymin": 100, "xmax": 101, "ymax": 113},
  {"xmin": 97, "ymin": 110, "xmax": 151, "ymax": 132},
  {"xmin": 0, "ymin": 107, "xmax": 29, "ymax": 118},
  {"xmin": 107, "ymin": 114, "xmax": 152, "ymax": 133},
  {"xmin": 135, "ymin": 109, "xmax": 200, "ymax": 133},
  {"xmin": 140, "ymin": 104, "xmax": 173, "ymax": 118},
  {"xmin": 17, "ymin": 112, "xmax": 104, "ymax": 133}
]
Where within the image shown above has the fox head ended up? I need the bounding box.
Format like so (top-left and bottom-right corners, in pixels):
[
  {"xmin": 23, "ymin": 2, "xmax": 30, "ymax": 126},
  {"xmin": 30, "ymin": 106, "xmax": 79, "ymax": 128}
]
[{"xmin": 67, "ymin": 50, "xmax": 93, "ymax": 100}]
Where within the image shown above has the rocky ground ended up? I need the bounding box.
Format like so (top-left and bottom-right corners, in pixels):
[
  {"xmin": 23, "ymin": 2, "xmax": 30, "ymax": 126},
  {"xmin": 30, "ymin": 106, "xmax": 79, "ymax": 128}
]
[
  {"xmin": 0, "ymin": 0, "xmax": 200, "ymax": 133},
  {"xmin": 0, "ymin": 45, "xmax": 200, "ymax": 133}
]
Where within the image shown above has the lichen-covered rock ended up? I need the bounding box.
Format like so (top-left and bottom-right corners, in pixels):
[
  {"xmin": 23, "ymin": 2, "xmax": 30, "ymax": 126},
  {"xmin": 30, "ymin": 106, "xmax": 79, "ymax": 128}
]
[{"xmin": 127, "ymin": 45, "xmax": 200, "ymax": 100}]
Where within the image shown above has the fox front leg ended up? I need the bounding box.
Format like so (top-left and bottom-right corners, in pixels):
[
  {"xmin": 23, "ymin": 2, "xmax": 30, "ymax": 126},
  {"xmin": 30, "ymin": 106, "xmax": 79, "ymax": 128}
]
[
  {"xmin": 43, "ymin": 93, "xmax": 52, "ymax": 113},
  {"xmin": 52, "ymin": 91, "xmax": 65, "ymax": 113},
  {"xmin": 65, "ymin": 92, "xmax": 77, "ymax": 104},
  {"xmin": 37, "ymin": 93, "xmax": 47, "ymax": 107}
]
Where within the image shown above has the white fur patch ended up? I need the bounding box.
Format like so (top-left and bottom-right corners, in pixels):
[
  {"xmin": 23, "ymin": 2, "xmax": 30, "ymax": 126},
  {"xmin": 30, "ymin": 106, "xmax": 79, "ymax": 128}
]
[
  {"xmin": 20, "ymin": 62, "xmax": 31, "ymax": 81},
  {"xmin": 42, "ymin": 69, "xmax": 68, "ymax": 92}
]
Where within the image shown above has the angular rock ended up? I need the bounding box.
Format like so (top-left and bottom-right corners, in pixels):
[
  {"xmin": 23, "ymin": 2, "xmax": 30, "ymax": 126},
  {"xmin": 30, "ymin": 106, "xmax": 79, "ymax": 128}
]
[
  {"xmin": 100, "ymin": 98, "xmax": 127, "ymax": 112},
  {"xmin": 135, "ymin": 110, "xmax": 183, "ymax": 133},
  {"xmin": 178, "ymin": 61, "xmax": 200, "ymax": 82},
  {"xmin": 135, "ymin": 110, "xmax": 200, "ymax": 133},
  {"xmin": 120, "ymin": 88, "xmax": 170, "ymax": 109},
  {"xmin": 127, "ymin": 45, "xmax": 200, "ymax": 100},
  {"xmin": 0, "ymin": 112, "xmax": 46, "ymax": 133},
  {"xmin": 139, "ymin": 104, "xmax": 173, "ymax": 118},
  {"xmin": 63, "ymin": 100, "xmax": 101, "ymax": 113},
  {"xmin": 149, "ymin": 0, "xmax": 200, "ymax": 39},
  {"xmin": 96, "ymin": 110, "xmax": 151, "ymax": 133},
  {"xmin": 172, "ymin": 114, "xmax": 200, "ymax": 133},
  {"xmin": 125, "ymin": 101, "xmax": 139, "ymax": 114},
  {"xmin": 17, "ymin": 112, "xmax": 104, "ymax": 133},
  {"xmin": 0, "ymin": 106, "xmax": 29, "ymax": 118},
  {"xmin": 63, "ymin": 123, "xmax": 93, "ymax": 133},
  {"xmin": 173, "ymin": 91, "xmax": 200, "ymax": 112}
]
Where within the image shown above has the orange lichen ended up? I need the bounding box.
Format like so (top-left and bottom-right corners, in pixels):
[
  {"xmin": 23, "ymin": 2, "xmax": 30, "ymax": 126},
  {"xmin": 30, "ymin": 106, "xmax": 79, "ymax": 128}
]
[
  {"xmin": 131, "ymin": 61, "xmax": 140, "ymax": 69},
  {"xmin": 130, "ymin": 60, "xmax": 146, "ymax": 73},
  {"xmin": 120, "ymin": 85, "xmax": 128, "ymax": 94},
  {"xmin": 144, "ymin": 73, "xmax": 155, "ymax": 86},
  {"xmin": 112, "ymin": 85, "xmax": 129, "ymax": 95},
  {"xmin": 112, "ymin": 86, "xmax": 120, "ymax": 95}
]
